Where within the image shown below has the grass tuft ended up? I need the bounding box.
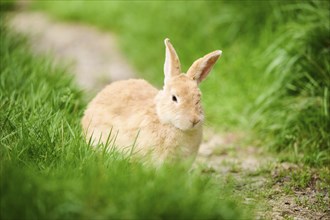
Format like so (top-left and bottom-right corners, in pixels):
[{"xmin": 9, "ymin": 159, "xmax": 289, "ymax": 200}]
[{"xmin": 251, "ymin": 1, "xmax": 330, "ymax": 166}]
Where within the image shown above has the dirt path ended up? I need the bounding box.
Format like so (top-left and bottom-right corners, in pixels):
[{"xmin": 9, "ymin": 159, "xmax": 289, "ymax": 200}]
[
  {"xmin": 9, "ymin": 11, "xmax": 136, "ymax": 93},
  {"xmin": 8, "ymin": 10, "xmax": 329, "ymax": 220}
]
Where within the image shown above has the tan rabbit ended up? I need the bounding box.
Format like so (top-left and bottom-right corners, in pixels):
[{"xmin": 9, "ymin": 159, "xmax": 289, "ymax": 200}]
[{"xmin": 82, "ymin": 38, "xmax": 222, "ymax": 165}]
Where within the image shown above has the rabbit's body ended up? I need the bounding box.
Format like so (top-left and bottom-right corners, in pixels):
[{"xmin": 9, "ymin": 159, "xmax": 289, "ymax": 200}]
[
  {"xmin": 82, "ymin": 79, "xmax": 202, "ymax": 163},
  {"xmin": 82, "ymin": 39, "xmax": 221, "ymax": 165}
]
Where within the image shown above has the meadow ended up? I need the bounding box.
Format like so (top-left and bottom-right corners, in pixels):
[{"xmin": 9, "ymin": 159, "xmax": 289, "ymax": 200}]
[{"xmin": 1, "ymin": 1, "xmax": 329, "ymax": 219}]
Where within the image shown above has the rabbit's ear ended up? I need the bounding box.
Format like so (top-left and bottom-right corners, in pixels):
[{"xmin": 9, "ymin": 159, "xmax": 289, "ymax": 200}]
[
  {"xmin": 164, "ymin": 38, "xmax": 181, "ymax": 84},
  {"xmin": 187, "ymin": 50, "xmax": 222, "ymax": 84}
]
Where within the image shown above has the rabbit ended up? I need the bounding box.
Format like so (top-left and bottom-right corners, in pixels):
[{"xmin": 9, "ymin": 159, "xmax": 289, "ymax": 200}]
[{"xmin": 81, "ymin": 38, "xmax": 222, "ymax": 166}]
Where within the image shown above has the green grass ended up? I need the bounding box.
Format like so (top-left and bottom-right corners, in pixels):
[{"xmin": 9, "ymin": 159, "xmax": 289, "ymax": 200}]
[
  {"xmin": 33, "ymin": 1, "xmax": 330, "ymax": 166},
  {"xmin": 0, "ymin": 0, "xmax": 16, "ymax": 11},
  {"xmin": 0, "ymin": 13, "xmax": 252, "ymax": 219},
  {"xmin": 250, "ymin": 2, "xmax": 330, "ymax": 166}
]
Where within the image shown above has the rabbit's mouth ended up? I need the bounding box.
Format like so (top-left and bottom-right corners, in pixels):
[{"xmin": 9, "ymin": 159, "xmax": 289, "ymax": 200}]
[
  {"xmin": 174, "ymin": 119, "xmax": 202, "ymax": 131},
  {"xmin": 190, "ymin": 120, "xmax": 203, "ymax": 130}
]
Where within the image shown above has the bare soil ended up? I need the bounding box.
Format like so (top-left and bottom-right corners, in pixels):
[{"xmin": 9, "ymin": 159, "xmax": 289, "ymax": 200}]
[
  {"xmin": 8, "ymin": 11, "xmax": 136, "ymax": 93},
  {"xmin": 8, "ymin": 10, "xmax": 330, "ymax": 220}
]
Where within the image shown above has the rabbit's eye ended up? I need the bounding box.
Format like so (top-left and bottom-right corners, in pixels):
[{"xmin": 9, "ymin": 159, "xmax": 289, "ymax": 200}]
[{"xmin": 172, "ymin": 95, "xmax": 178, "ymax": 103}]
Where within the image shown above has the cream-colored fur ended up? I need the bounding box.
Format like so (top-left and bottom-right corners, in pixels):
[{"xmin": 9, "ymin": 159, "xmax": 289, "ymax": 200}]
[{"xmin": 81, "ymin": 38, "xmax": 222, "ymax": 166}]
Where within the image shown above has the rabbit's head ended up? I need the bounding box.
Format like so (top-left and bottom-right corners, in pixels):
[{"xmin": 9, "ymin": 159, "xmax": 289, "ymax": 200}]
[{"xmin": 156, "ymin": 39, "xmax": 222, "ymax": 131}]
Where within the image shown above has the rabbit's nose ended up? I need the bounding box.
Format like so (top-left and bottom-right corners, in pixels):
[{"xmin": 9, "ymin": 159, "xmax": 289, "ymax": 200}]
[{"xmin": 191, "ymin": 119, "xmax": 201, "ymax": 127}]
